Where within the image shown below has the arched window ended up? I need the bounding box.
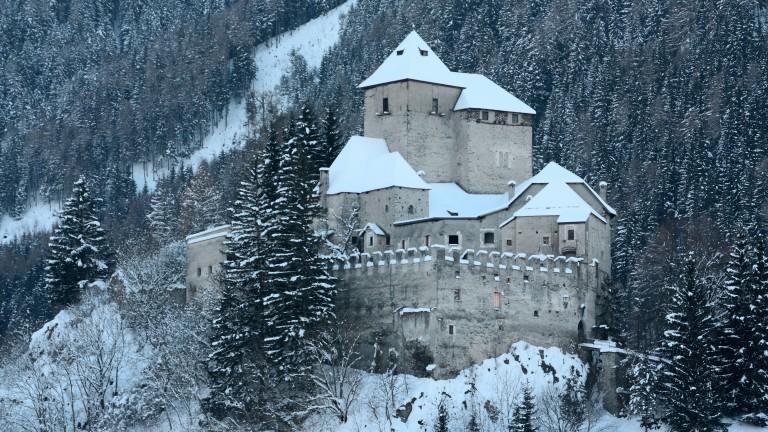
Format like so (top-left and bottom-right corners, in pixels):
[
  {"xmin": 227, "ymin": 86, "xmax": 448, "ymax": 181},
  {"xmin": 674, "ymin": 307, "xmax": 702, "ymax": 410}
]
[{"xmin": 407, "ymin": 205, "xmax": 414, "ymax": 214}]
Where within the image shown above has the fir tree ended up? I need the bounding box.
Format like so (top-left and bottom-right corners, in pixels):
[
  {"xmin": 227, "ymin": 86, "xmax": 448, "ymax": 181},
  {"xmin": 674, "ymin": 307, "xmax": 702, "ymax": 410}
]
[
  {"xmin": 320, "ymin": 106, "xmax": 343, "ymax": 169},
  {"xmin": 434, "ymin": 396, "xmax": 449, "ymax": 432},
  {"xmin": 510, "ymin": 383, "xmax": 537, "ymax": 432},
  {"xmin": 719, "ymin": 237, "xmax": 768, "ymax": 425},
  {"xmin": 467, "ymin": 412, "xmax": 481, "ymax": 432},
  {"xmin": 45, "ymin": 176, "xmax": 112, "ymax": 311},
  {"xmin": 147, "ymin": 177, "xmax": 179, "ymax": 243},
  {"xmin": 657, "ymin": 254, "xmax": 725, "ymax": 432},
  {"xmin": 559, "ymin": 367, "xmax": 586, "ymax": 431},
  {"xmin": 181, "ymin": 161, "xmax": 224, "ymax": 235},
  {"xmin": 628, "ymin": 355, "xmax": 661, "ymax": 431},
  {"xmin": 261, "ymin": 121, "xmax": 336, "ymax": 381},
  {"xmin": 296, "ymin": 104, "xmax": 323, "ymax": 183}
]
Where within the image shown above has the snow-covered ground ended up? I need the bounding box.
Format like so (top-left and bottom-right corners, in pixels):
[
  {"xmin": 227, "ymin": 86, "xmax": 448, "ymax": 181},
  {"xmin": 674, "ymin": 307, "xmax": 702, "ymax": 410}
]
[
  {"xmin": 2, "ymin": 1, "xmax": 355, "ymax": 241},
  {"xmin": 0, "ymin": 201, "xmax": 60, "ymax": 244},
  {"xmin": 304, "ymin": 340, "xmax": 768, "ymax": 432}
]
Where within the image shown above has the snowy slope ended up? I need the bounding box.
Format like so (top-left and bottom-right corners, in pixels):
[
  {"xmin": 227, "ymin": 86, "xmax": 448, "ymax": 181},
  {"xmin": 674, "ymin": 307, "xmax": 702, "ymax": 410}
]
[
  {"xmin": 305, "ymin": 341, "xmax": 587, "ymax": 432},
  {"xmin": 132, "ymin": 0, "xmax": 355, "ymax": 192},
  {"xmin": 2, "ymin": 1, "xmax": 355, "ymax": 241}
]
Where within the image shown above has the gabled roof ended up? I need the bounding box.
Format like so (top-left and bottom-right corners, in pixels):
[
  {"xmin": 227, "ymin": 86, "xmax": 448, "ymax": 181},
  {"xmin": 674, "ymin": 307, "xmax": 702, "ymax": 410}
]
[
  {"xmin": 358, "ymin": 31, "xmax": 535, "ymax": 114},
  {"xmin": 496, "ymin": 162, "xmax": 616, "ymax": 226},
  {"xmin": 327, "ymin": 136, "xmax": 430, "ymax": 194},
  {"xmin": 358, "ymin": 223, "xmax": 386, "ymax": 236},
  {"xmin": 428, "ymin": 183, "xmax": 507, "ymax": 218}
]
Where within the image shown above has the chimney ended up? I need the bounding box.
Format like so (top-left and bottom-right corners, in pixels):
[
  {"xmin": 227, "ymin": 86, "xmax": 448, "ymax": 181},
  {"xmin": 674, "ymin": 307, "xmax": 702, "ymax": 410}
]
[
  {"xmin": 319, "ymin": 168, "xmax": 330, "ymax": 206},
  {"xmin": 598, "ymin": 181, "xmax": 608, "ymax": 201},
  {"xmin": 507, "ymin": 180, "xmax": 516, "ymax": 200}
]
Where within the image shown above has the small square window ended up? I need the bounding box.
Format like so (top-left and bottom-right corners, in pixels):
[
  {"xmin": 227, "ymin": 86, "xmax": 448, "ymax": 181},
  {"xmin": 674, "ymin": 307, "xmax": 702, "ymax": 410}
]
[
  {"xmin": 533, "ymin": 310, "xmax": 539, "ymax": 317},
  {"xmin": 524, "ymin": 274, "xmax": 529, "ymax": 282},
  {"xmin": 506, "ymin": 239, "xmax": 513, "ymax": 246},
  {"xmin": 542, "ymin": 236, "xmax": 550, "ymax": 245},
  {"xmin": 483, "ymin": 232, "xmax": 495, "ymax": 244},
  {"xmin": 481, "ymin": 111, "xmax": 489, "ymax": 121},
  {"xmin": 448, "ymin": 324, "xmax": 455, "ymax": 335},
  {"xmin": 396, "ymin": 49, "xmax": 404, "ymax": 55},
  {"xmin": 432, "ymin": 98, "xmax": 439, "ymax": 113},
  {"xmin": 448, "ymin": 234, "xmax": 459, "ymax": 245}
]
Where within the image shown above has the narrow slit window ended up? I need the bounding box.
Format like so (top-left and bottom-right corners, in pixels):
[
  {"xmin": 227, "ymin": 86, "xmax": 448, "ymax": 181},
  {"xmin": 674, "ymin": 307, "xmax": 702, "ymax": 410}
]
[
  {"xmin": 369, "ymin": 236, "xmax": 373, "ymax": 246},
  {"xmin": 385, "ymin": 235, "xmax": 391, "ymax": 246},
  {"xmin": 493, "ymin": 292, "xmax": 502, "ymax": 309},
  {"xmin": 425, "ymin": 235, "xmax": 431, "ymax": 246},
  {"xmin": 401, "ymin": 240, "xmax": 406, "ymax": 249},
  {"xmin": 448, "ymin": 324, "xmax": 455, "ymax": 335},
  {"xmin": 454, "ymin": 288, "xmax": 461, "ymax": 302},
  {"xmin": 197, "ymin": 267, "xmax": 202, "ymax": 277},
  {"xmin": 208, "ymin": 265, "xmax": 213, "ymax": 275},
  {"xmin": 382, "ymin": 97, "xmax": 389, "ymax": 113},
  {"xmin": 432, "ymin": 98, "xmax": 439, "ymax": 113}
]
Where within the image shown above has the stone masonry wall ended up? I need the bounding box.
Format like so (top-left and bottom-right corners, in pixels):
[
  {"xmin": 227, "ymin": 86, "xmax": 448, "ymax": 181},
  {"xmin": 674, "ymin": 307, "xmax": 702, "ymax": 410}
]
[{"xmin": 334, "ymin": 246, "xmax": 607, "ymax": 377}]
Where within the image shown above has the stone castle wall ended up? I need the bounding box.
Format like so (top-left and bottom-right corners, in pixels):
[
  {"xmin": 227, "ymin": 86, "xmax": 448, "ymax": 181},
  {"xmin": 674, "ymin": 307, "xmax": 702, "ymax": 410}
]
[{"xmin": 333, "ymin": 245, "xmax": 608, "ymax": 376}]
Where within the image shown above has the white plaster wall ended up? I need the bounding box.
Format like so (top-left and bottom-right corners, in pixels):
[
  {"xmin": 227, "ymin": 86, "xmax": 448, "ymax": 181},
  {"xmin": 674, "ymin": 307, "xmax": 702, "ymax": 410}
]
[{"xmin": 186, "ymin": 236, "xmax": 227, "ymax": 302}]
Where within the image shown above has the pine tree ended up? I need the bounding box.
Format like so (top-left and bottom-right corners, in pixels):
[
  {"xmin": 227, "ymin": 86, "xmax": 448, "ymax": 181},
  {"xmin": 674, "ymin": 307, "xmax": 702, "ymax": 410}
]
[
  {"xmin": 719, "ymin": 237, "xmax": 768, "ymax": 425},
  {"xmin": 434, "ymin": 397, "xmax": 449, "ymax": 432},
  {"xmin": 295, "ymin": 104, "xmax": 323, "ymax": 184},
  {"xmin": 320, "ymin": 106, "xmax": 343, "ymax": 169},
  {"xmin": 510, "ymin": 383, "xmax": 537, "ymax": 432},
  {"xmin": 181, "ymin": 161, "xmax": 224, "ymax": 235},
  {"xmin": 45, "ymin": 176, "xmax": 112, "ymax": 311},
  {"xmin": 261, "ymin": 121, "xmax": 336, "ymax": 381},
  {"xmin": 467, "ymin": 412, "xmax": 481, "ymax": 432},
  {"xmin": 657, "ymin": 254, "xmax": 725, "ymax": 432},
  {"xmin": 559, "ymin": 367, "xmax": 586, "ymax": 431},
  {"xmin": 147, "ymin": 177, "xmax": 180, "ymax": 243},
  {"xmin": 628, "ymin": 355, "xmax": 661, "ymax": 431}
]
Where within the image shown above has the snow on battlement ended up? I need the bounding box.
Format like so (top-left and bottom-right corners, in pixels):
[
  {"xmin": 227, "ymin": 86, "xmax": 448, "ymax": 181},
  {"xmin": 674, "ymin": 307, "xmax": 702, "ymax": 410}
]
[{"xmin": 329, "ymin": 245, "xmax": 586, "ymax": 276}]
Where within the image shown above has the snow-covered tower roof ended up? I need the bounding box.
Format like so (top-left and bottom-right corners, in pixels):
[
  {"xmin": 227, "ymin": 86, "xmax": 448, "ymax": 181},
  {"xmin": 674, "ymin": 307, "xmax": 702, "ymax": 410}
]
[{"xmin": 358, "ymin": 31, "xmax": 535, "ymax": 114}]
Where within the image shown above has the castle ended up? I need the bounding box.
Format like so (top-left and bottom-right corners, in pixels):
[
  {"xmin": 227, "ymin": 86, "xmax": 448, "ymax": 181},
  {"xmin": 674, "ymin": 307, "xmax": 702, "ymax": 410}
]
[{"xmin": 186, "ymin": 31, "xmax": 616, "ymax": 378}]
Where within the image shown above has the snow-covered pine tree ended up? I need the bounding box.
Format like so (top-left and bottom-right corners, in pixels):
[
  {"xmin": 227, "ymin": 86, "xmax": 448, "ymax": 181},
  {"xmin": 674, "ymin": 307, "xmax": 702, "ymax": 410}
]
[
  {"xmin": 657, "ymin": 253, "xmax": 725, "ymax": 432},
  {"xmin": 628, "ymin": 355, "xmax": 661, "ymax": 431},
  {"xmin": 467, "ymin": 412, "xmax": 481, "ymax": 432},
  {"xmin": 180, "ymin": 161, "xmax": 224, "ymax": 235},
  {"xmin": 720, "ymin": 236, "xmax": 768, "ymax": 425},
  {"xmin": 296, "ymin": 105, "xmax": 323, "ymax": 184},
  {"xmin": 510, "ymin": 383, "xmax": 537, "ymax": 432},
  {"xmin": 261, "ymin": 121, "xmax": 336, "ymax": 382},
  {"xmin": 559, "ymin": 366, "xmax": 586, "ymax": 430},
  {"xmin": 434, "ymin": 396, "xmax": 449, "ymax": 432},
  {"xmin": 147, "ymin": 177, "xmax": 179, "ymax": 243},
  {"xmin": 206, "ymin": 128, "xmax": 286, "ymax": 420},
  {"xmin": 45, "ymin": 176, "xmax": 112, "ymax": 311},
  {"xmin": 320, "ymin": 106, "xmax": 343, "ymax": 169}
]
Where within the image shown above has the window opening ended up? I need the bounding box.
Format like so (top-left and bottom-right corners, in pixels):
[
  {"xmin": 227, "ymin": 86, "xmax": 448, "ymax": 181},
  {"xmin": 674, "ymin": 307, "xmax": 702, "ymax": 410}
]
[
  {"xmin": 396, "ymin": 49, "xmax": 404, "ymax": 55},
  {"xmin": 506, "ymin": 239, "xmax": 513, "ymax": 246},
  {"xmin": 493, "ymin": 292, "xmax": 502, "ymax": 309},
  {"xmin": 425, "ymin": 235, "xmax": 431, "ymax": 246},
  {"xmin": 432, "ymin": 98, "xmax": 439, "ymax": 113},
  {"xmin": 511, "ymin": 113, "xmax": 519, "ymax": 123},
  {"xmin": 401, "ymin": 240, "xmax": 406, "ymax": 249},
  {"xmin": 543, "ymin": 236, "xmax": 550, "ymax": 245},
  {"xmin": 567, "ymin": 229, "xmax": 575, "ymax": 241},
  {"xmin": 533, "ymin": 310, "xmax": 539, "ymax": 317},
  {"xmin": 448, "ymin": 324, "xmax": 455, "ymax": 335},
  {"xmin": 481, "ymin": 111, "xmax": 489, "ymax": 121},
  {"xmin": 454, "ymin": 288, "xmax": 461, "ymax": 302},
  {"xmin": 408, "ymin": 205, "xmax": 414, "ymax": 214},
  {"xmin": 385, "ymin": 235, "xmax": 391, "ymax": 246},
  {"xmin": 484, "ymin": 232, "xmax": 495, "ymax": 244},
  {"xmin": 369, "ymin": 236, "xmax": 373, "ymax": 246},
  {"xmin": 382, "ymin": 97, "xmax": 389, "ymax": 113},
  {"xmin": 419, "ymin": 49, "xmax": 428, "ymax": 56},
  {"xmin": 197, "ymin": 267, "xmax": 202, "ymax": 277},
  {"xmin": 448, "ymin": 234, "xmax": 459, "ymax": 245}
]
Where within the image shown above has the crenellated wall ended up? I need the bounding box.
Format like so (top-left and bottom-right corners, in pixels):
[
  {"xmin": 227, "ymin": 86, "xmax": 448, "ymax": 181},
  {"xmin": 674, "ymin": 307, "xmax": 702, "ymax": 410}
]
[{"xmin": 333, "ymin": 245, "xmax": 608, "ymax": 376}]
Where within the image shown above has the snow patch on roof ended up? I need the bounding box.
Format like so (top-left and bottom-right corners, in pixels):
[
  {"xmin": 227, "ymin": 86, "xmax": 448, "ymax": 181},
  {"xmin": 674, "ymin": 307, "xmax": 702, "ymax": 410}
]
[
  {"xmin": 428, "ymin": 183, "xmax": 507, "ymax": 218},
  {"xmin": 512, "ymin": 182, "xmax": 607, "ymax": 224},
  {"xmin": 359, "ymin": 223, "xmax": 386, "ymax": 236},
  {"xmin": 186, "ymin": 225, "xmax": 232, "ymax": 244},
  {"xmin": 327, "ymin": 136, "xmax": 430, "ymax": 194},
  {"xmin": 358, "ymin": 31, "xmax": 535, "ymax": 114}
]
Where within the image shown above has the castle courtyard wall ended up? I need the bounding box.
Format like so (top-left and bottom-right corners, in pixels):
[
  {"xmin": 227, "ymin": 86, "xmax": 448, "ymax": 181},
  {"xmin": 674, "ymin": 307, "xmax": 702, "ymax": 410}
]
[{"xmin": 334, "ymin": 247, "xmax": 604, "ymax": 376}]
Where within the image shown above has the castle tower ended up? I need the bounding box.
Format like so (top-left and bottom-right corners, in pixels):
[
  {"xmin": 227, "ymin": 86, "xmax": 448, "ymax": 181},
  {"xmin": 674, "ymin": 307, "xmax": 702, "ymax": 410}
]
[{"xmin": 359, "ymin": 31, "xmax": 535, "ymax": 194}]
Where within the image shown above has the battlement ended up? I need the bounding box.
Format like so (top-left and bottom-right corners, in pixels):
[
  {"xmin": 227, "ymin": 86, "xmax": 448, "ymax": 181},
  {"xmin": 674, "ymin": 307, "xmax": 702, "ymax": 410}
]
[{"xmin": 329, "ymin": 244, "xmax": 596, "ymax": 276}]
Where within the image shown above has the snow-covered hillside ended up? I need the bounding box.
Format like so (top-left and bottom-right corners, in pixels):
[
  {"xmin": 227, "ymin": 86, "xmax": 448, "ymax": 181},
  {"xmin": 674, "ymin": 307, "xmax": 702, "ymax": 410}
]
[
  {"xmin": 132, "ymin": 0, "xmax": 355, "ymax": 193},
  {"xmin": 1, "ymin": 1, "xmax": 355, "ymax": 243}
]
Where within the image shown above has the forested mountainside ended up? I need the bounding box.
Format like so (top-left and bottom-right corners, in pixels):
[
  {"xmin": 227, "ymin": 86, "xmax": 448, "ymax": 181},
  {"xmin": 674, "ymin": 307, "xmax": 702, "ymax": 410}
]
[{"xmin": 0, "ymin": 0, "xmax": 343, "ymax": 216}]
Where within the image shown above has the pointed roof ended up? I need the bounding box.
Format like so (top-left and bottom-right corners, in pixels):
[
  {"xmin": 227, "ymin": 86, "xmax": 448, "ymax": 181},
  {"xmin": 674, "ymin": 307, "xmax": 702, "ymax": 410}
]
[
  {"xmin": 327, "ymin": 136, "xmax": 430, "ymax": 194},
  {"xmin": 358, "ymin": 31, "xmax": 457, "ymax": 89},
  {"xmin": 359, "ymin": 31, "xmax": 535, "ymax": 114}
]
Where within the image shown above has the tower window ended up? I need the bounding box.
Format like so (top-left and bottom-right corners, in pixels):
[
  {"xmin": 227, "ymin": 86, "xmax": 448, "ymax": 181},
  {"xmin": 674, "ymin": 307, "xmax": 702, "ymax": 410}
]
[
  {"xmin": 419, "ymin": 49, "xmax": 428, "ymax": 56},
  {"xmin": 506, "ymin": 239, "xmax": 513, "ymax": 246},
  {"xmin": 432, "ymin": 98, "xmax": 439, "ymax": 113},
  {"xmin": 481, "ymin": 111, "xmax": 489, "ymax": 121},
  {"xmin": 483, "ymin": 232, "xmax": 495, "ymax": 244},
  {"xmin": 425, "ymin": 235, "xmax": 431, "ymax": 246},
  {"xmin": 567, "ymin": 229, "xmax": 575, "ymax": 241},
  {"xmin": 448, "ymin": 234, "xmax": 459, "ymax": 245},
  {"xmin": 454, "ymin": 288, "xmax": 461, "ymax": 302},
  {"xmin": 396, "ymin": 49, "xmax": 404, "ymax": 55},
  {"xmin": 448, "ymin": 324, "xmax": 455, "ymax": 335},
  {"xmin": 382, "ymin": 97, "xmax": 389, "ymax": 113},
  {"xmin": 533, "ymin": 310, "xmax": 539, "ymax": 317},
  {"xmin": 369, "ymin": 236, "xmax": 373, "ymax": 246},
  {"xmin": 542, "ymin": 236, "xmax": 550, "ymax": 245}
]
